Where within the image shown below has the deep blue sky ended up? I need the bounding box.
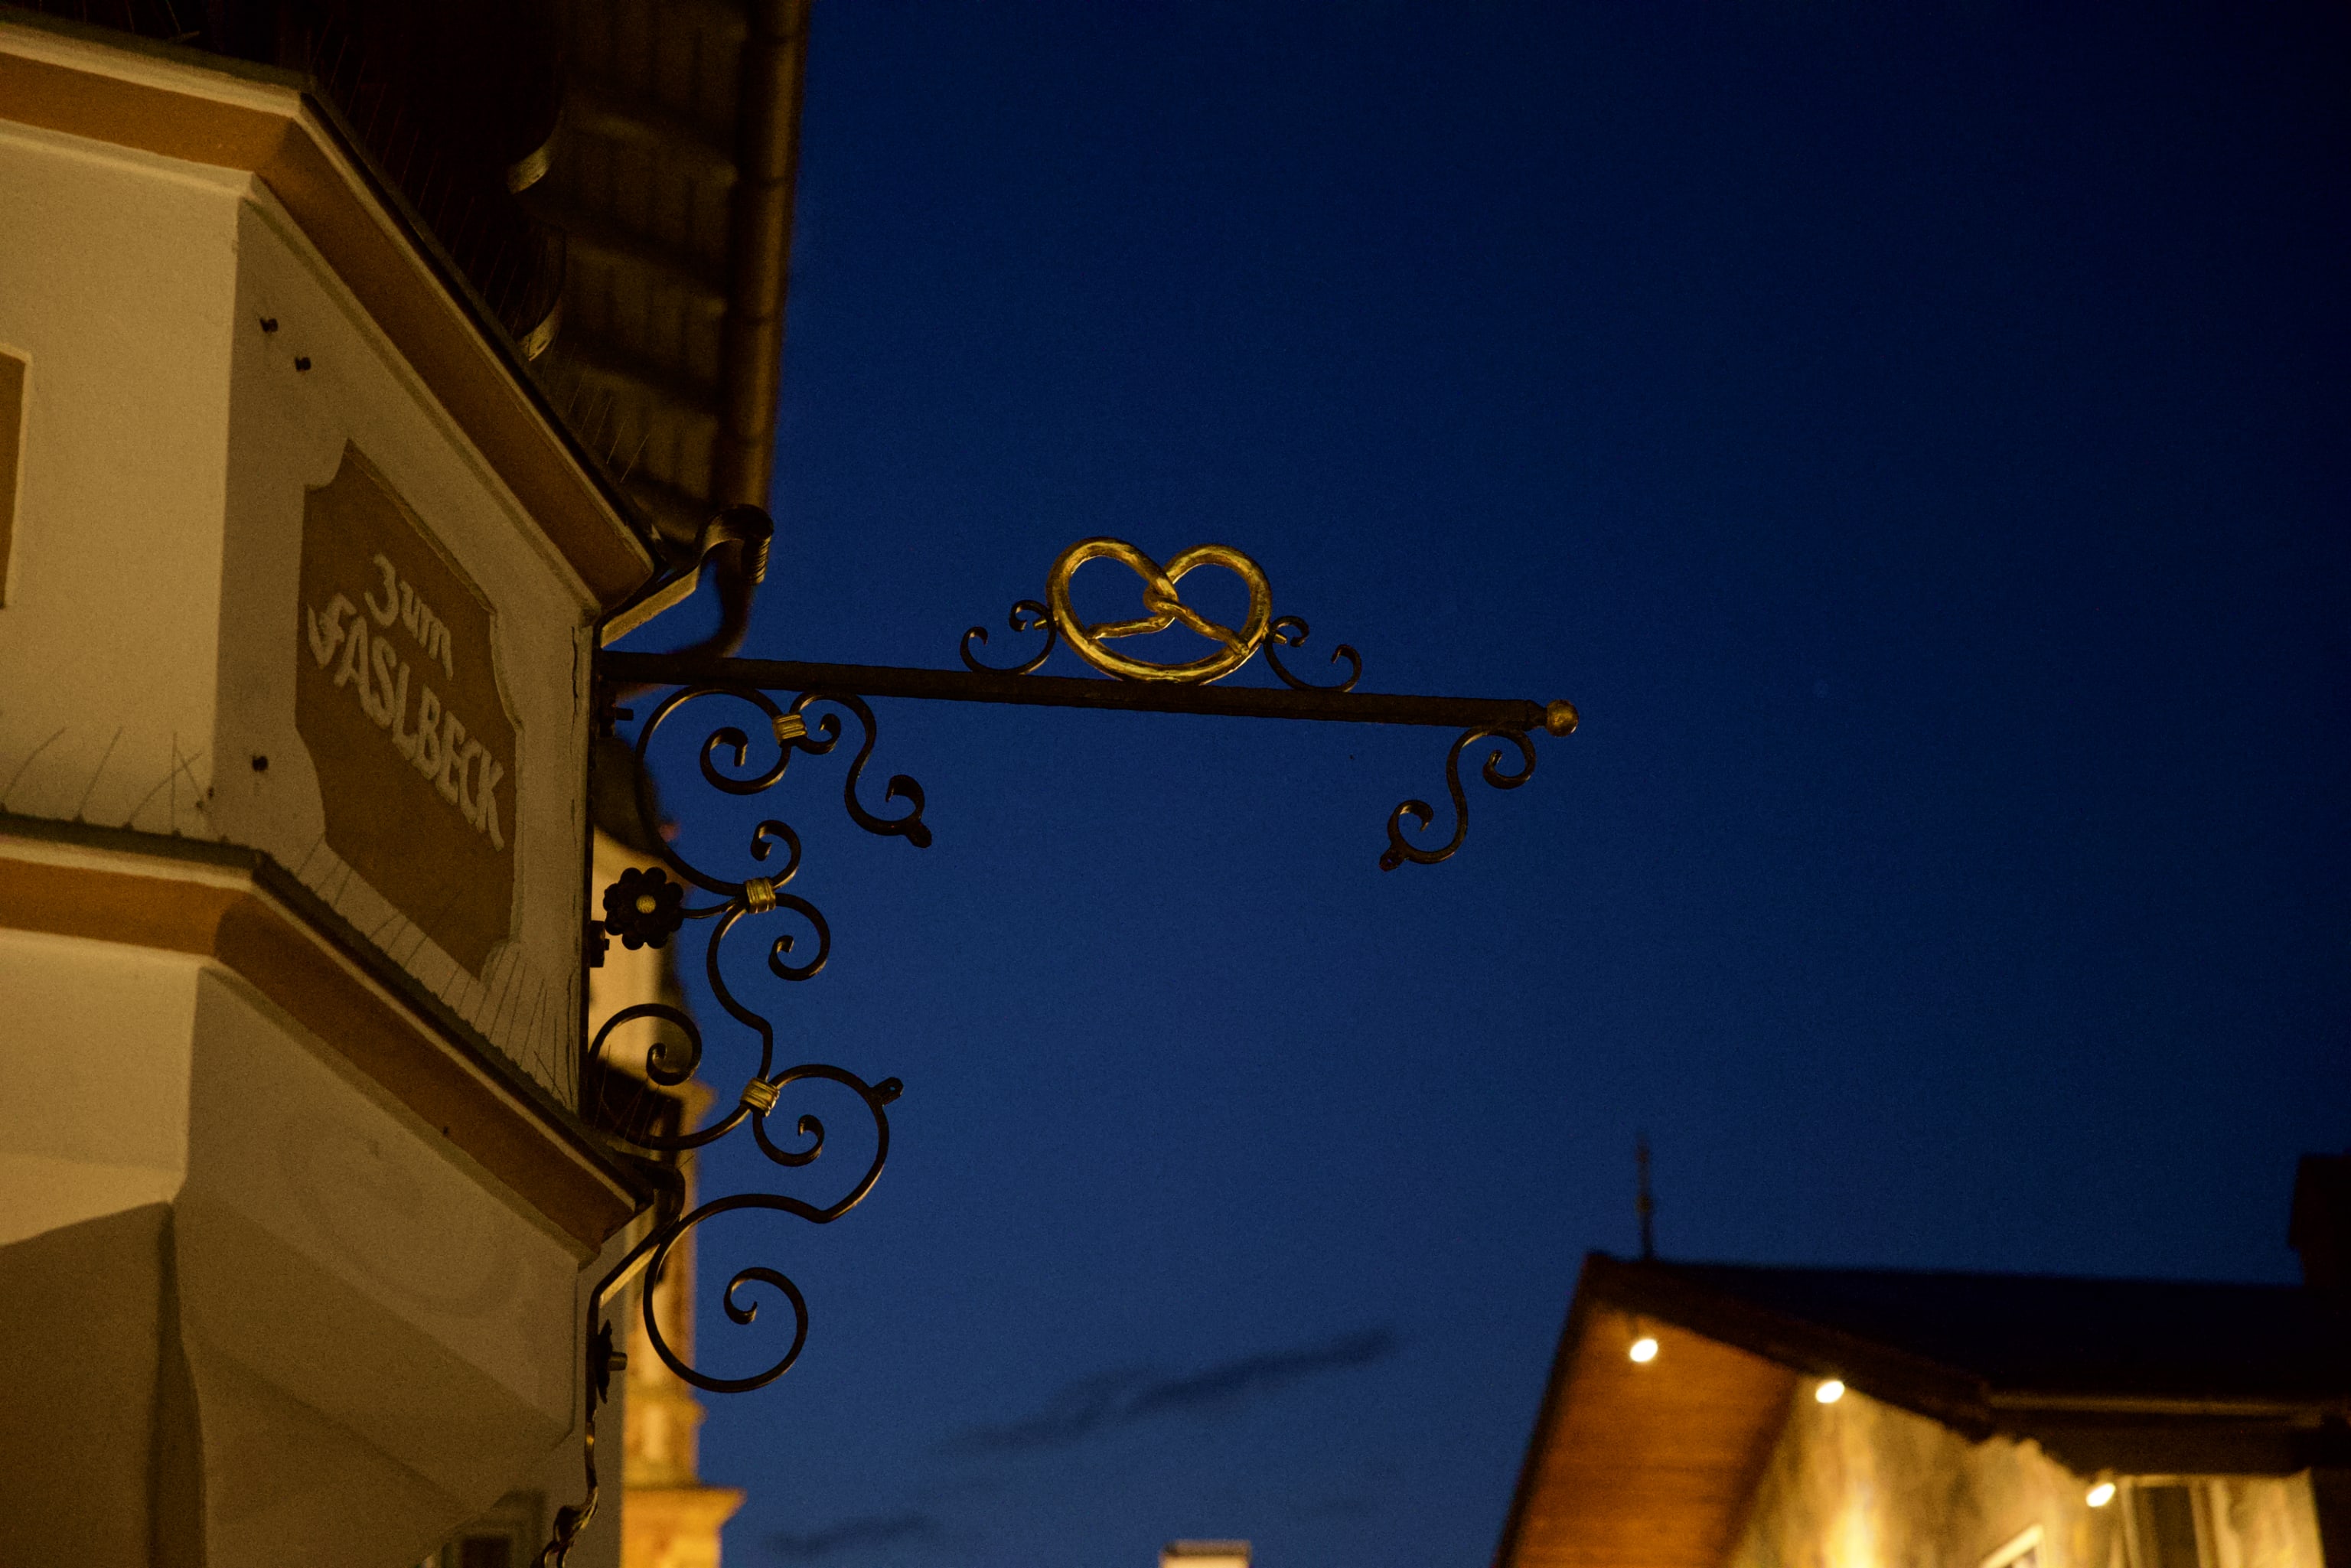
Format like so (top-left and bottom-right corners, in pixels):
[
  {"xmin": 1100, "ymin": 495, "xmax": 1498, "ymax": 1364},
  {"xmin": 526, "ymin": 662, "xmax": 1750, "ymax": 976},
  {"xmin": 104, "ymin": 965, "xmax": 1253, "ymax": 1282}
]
[{"xmin": 622, "ymin": 5, "xmax": 2349, "ymax": 1566}]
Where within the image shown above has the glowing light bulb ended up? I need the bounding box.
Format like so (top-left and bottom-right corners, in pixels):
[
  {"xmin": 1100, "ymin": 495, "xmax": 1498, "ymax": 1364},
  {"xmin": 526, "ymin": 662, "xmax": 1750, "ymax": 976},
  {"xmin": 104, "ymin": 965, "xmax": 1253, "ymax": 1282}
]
[
  {"xmin": 1815, "ymin": 1379, "xmax": 1846, "ymax": 1404},
  {"xmin": 1629, "ymin": 1336, "xmax": 1659, "ymax": 1364},
  {"xmin": 2086, "ymin": 1482, "xmax": 2115, "ymax": 1508}
]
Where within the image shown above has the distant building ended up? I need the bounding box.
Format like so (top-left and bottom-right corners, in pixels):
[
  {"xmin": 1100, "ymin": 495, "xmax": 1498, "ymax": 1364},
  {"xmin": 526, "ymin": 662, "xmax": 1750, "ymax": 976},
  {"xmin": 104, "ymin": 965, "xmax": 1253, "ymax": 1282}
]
[
  {"xmin": 585, "ymin": 777, "xmax": 748, "ymax": 1568},
  {"xmin": 420, "ymin": 798, "xmax": 743, "ymax": 1568},
  {"xmin": 1494, "ymin": 1157, "xmax": 2351, "ymax": 1568},
  {"xmin": 1166, "ymin": 1539, "xmax": 1254, "ymax": 1568}
]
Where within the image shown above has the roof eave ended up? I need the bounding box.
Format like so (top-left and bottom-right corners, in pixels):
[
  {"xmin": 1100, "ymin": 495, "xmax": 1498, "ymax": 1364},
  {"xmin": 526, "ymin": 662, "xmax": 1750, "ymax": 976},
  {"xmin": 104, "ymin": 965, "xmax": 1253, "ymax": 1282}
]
[
  {"xmin": 1583, "ymin": 1253, "xmax": 2000, "ymax": 1436},
  {"xmin": 0, "ymin": 11, "xmax": 665, "ymax": 610}
]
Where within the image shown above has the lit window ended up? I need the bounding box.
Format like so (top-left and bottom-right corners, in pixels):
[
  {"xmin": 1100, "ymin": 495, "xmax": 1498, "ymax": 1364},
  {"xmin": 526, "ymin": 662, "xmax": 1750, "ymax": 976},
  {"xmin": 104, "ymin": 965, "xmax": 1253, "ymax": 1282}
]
[
  {"xmin": 1980, "ymin": 1524, "xmax": 2043, "ymax": 1568},
  {"xmin": 2127, "ymin": 1482, "xmax": 2207, "ymax": 1568}
]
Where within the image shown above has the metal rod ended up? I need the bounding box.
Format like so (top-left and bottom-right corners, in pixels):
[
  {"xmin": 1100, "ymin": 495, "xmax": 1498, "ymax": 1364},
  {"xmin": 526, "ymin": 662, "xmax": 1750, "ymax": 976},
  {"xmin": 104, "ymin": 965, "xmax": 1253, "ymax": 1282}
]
[{"xmin": 600, "ymin": 652, "xmax": 1561, "ymax": 732}]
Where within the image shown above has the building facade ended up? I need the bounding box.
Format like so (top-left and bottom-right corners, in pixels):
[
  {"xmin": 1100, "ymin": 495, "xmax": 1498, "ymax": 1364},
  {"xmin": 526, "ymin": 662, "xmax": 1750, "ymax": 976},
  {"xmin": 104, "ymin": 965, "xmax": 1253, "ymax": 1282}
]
[
  {"xmin": 0, "ymin": 3, "xmax": 806, "ymax": 1563},
  {"xmin": 1495, "ymin": 1159, "xmax": 2351, "ymax": 1568}
]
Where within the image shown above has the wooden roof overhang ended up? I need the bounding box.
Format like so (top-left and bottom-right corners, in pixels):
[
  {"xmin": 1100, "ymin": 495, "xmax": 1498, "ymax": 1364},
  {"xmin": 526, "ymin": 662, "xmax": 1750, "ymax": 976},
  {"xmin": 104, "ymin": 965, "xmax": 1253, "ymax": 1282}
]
[
  {"xmin": 0, "ymin": 15, "xmax": 664, "ymax": 612},
  {"xmin": 1492, "ymin": 1257, "xmax": 1800, "ymax": 1568},
  {"xmin": 530, "ymin": 0, "xmax": 813, "ymax": 562}
]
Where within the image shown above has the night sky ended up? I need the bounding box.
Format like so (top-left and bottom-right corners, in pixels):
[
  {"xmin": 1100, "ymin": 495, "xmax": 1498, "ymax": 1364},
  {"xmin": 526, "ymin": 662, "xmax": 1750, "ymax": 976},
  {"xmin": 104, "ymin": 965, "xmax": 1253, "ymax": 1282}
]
[{"xmin": 615, "ymin": 5, "xmax": 2351, "ymax": 1566}]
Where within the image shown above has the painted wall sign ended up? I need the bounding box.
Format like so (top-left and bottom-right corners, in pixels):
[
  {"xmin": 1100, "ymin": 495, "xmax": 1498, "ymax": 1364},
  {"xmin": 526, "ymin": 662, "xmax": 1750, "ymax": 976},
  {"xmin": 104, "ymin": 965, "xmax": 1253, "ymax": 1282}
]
[{"xmin": 296, "ymin": 443, "xmax": 517, "ymax": 976}]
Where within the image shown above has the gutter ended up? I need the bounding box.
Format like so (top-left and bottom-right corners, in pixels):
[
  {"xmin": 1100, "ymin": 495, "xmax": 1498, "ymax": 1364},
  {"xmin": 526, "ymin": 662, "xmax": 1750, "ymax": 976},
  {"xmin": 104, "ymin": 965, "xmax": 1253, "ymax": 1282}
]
[{"xmin": 714, "ymin": 0, "xmax": 810, "ymax": 518}]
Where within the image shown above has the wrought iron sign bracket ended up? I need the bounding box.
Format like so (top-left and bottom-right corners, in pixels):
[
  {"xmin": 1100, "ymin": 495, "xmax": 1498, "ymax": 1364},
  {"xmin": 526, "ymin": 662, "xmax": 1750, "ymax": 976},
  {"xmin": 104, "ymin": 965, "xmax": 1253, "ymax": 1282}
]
[
  {"xmin": 598, "ymin": 647, "xmax": 1580, "ymax": 865},
  {"xmin": 539, "ymin": 536, "xmax": 1575, "ymax": 1564}
]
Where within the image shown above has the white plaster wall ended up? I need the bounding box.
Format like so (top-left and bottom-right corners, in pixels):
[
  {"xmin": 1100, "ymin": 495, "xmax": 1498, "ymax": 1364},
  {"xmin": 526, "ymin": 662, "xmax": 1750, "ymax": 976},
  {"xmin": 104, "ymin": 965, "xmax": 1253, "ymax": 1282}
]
[
  {"xmin": 184, "ymin": 969, "xmax": 576, "ymax": 1429},
  {"xmin": 2209, "ymin": 1475, "xmax": 2330, "ymax": 1568},
  {"xmin": 178, "ymin": 968, "xmax": 581, "ymax": 1566},
  {"xmin": 1724, "ymin": 1385, "xmax": 2327, "ymax": 1568},
  {"xmin": 478, "ymin": 1251, "xmax": 638, "ymax": 1568},
  {"xmin": 0, "ymin": 927, "xmax": 198, "ymax": 1246},
  {"xmin": 0, "ymin": 921, "xmax": 594, "ymax": 1567},
  {"xmin": 0, "ymin": 122, "xmax": 244, "ymax": 837},
  {"xmin": 0, "ymin": 114, "xmax": 599, "ymax": 1101},
  {"xmin": 211, "ymin": 192, "xmax": 596, "ymax": 1100},
  {"xmin": 1727, "ymin": 1387, "xmax": 2111, "ymax": 1568}
]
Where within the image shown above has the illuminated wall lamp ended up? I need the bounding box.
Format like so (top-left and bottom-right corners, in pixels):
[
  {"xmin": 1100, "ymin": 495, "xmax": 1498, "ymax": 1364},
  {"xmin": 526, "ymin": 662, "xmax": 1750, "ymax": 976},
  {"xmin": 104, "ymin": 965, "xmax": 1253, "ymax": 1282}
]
[
  {"xmin": 1815, "ymin": 1378, "xmax": 1846, "ymax": 1404},
  {"xmin": 1629, "ymin": 1335, "xmax": 1659, "ymax": 1364},
  {"xmin": 2086, "ymin": 1479, "xmax": 2117, "ymax": 1508}
]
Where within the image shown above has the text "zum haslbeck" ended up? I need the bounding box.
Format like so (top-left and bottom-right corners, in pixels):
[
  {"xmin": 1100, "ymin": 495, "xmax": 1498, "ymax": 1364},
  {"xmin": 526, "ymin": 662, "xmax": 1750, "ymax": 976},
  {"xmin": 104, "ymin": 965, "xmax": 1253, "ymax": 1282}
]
[{"xmin": 305, "ymin": 553, "xmax": 507, "ymax": 850}]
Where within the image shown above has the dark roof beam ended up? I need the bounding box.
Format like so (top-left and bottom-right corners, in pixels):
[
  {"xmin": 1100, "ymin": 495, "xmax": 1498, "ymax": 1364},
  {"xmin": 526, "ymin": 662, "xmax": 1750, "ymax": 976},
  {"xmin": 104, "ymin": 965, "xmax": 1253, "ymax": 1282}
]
[
  {"xmin": 544, "ymin": 338, "xmax": 723, "ymax": 423},
  {"xmin": 566, "ymin": 86, "xmax": 739, "ymax": 184},
  {"xmin": 553, "ymin": 219, "xmax": 729, "ymax": 315}
]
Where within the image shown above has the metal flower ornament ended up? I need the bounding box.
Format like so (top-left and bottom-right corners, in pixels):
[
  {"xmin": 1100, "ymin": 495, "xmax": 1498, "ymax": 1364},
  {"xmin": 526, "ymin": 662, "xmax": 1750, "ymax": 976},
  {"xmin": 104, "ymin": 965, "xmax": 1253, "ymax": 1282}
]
[
  {"xmin": 601, "ymin": 865, "xmax": 686, "ymax": 948},
  {"xmin": 543, "ymin": 517, "xmax": 1575, "ymax": 1563}
]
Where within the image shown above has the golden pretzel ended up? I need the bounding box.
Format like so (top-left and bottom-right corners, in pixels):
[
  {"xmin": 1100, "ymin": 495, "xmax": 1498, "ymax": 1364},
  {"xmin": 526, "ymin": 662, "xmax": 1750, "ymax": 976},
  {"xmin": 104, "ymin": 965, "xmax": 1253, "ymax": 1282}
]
[{"xmin": 1045, "ymin": 538, "xmax": 1273, "ymax": 683}]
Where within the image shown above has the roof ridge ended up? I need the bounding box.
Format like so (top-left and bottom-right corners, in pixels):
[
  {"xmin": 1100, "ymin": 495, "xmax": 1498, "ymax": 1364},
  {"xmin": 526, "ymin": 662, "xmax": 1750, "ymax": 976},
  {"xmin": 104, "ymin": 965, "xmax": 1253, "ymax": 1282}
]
[{"xmin": 1637, "ymin": 1254, "xmax": 2314, "ymax": 1293}]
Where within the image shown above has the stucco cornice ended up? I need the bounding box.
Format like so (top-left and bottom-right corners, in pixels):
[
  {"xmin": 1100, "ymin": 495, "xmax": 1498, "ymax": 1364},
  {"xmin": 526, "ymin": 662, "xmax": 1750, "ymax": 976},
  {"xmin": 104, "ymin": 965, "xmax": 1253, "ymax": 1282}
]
[{"xmin": 0, "ymin": 816, "xmax": 649, "ymax": 1253}]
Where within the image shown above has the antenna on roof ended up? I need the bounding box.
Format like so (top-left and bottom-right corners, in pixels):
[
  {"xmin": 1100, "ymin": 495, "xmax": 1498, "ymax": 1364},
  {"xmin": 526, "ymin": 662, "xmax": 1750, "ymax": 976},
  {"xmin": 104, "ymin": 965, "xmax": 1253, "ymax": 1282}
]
[{"xmin": 1636, "ymin": 1134, "xmax": 1657, "ymax": 1260}]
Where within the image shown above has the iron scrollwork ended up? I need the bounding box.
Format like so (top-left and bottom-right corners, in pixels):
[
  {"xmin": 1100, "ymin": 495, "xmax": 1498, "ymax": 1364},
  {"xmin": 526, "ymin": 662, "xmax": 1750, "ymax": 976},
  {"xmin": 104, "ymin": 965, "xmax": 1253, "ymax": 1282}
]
[
  {"xmin": 962, "ymin": 536, "xmax": 1580, "ymax": 866},
  {"xmin": 552, "ymin": 524, "xmax": 1574, "ymax": 1558},
  {"xmin": 540, "ymin": 683, "xmax": 925, "ymax": 1566},
  {"xmin": 1381, "ymin": 727, "xmax": 1541, "ymax": 871},
  {"xmin": 960, "ymin": 597, "xmax": 1057, "ymax": 676}
]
